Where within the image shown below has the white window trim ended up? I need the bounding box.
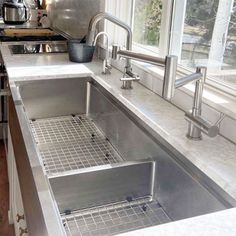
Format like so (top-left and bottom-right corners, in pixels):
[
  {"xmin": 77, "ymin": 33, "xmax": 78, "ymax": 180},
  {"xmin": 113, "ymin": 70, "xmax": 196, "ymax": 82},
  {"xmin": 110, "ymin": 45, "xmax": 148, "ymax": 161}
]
[{"xmin": 104, "ymin": 0, "xmax": 236, "ymax": 100}]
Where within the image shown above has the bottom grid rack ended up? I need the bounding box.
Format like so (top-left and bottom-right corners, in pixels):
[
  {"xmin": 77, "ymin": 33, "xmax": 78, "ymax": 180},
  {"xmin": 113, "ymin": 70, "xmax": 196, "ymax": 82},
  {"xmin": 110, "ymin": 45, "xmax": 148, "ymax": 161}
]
[
  {"xmin": 30, "ymin": 114, "xmax": 171, "ymax": 235},
  {"xmin": 62, "ymin": 198, "xmax": 171, "ymax": 236},
  {"xmin": 30, "ymin": 115, "xmax": 123, "ymax": 175}
]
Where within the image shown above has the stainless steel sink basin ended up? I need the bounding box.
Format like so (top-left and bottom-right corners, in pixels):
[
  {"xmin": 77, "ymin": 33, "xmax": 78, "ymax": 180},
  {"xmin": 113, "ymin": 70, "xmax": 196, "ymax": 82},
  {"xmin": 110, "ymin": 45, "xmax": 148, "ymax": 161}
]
[{"xmin": 15, "ymin": 77, "xmax": 236, "ymax": 236}]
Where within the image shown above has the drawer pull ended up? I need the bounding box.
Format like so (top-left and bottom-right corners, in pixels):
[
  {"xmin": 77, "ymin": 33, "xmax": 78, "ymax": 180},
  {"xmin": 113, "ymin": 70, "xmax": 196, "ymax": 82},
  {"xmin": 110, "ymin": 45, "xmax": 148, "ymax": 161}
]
[
  {"xmin": 19, "ymin": 227, "xmax": 28, "ymax": 236},
  {"xmin": 16, "ymin": 213, "xmax": 25, "ymax": 222}
]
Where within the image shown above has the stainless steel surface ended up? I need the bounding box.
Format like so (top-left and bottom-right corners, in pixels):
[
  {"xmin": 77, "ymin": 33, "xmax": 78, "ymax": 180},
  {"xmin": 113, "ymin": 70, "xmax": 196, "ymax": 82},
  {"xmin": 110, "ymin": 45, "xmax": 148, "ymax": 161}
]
[
  {"xmin": 48, "ymin": 0, "xmax": 104, "ymax": 39},
  {"xmin": 30, "ymin": 115, "xmax": 123, "ymax": 175},
  {"xmin": 11, "ymin": 76, "xmax": 236, "ymax": 236},
  {"xmin": 162, "ymin": 55, "xmax": 178, "ymax": 100},
  {"xmin": 162, "ymin": 65, "xmax": 223, "ymax": 140},
  {"xmin": 120, "ymin": 76, "xmax": 140, "ymax": 90},
  {"xmin": 112, "ymin": 46, "xmax": 177, "ymax": 90},
  {"xmin": 62, "ymin": 198, "xmax": 170, "ymax": 236},
  {"xmin": 3, "ymin": 2, "xmax": 29, "ymax": 24},
  {"xmin": 185, "ymin": 113, "xmax": 219, "ymax": 138},
  {"xmin": 115, "ymin": 48, "xmax": 166, "ymax": 66},
  {"xmin": 9, "ymin": 42, "xmax": 67, "ymax": 55},
  {"xmin": 94, "ymin": 32, "xmax": 111, "ymax": 74},
  {"xmin": 8, "ymin": 95, "xmax": 66, "ymax": 236},
  {"xmin": 87, "ymin": 13, "xmax": 132, "ymax": 74},
  {"xmin": 111, "ymin": 44, "xmax": 120, "ymax": 60},
  {"xmin": 175, "ymin": 72, "xmax": 202, "ymax": 88},
  {"xmin": 49, "ymin": 160, "xmax": 155, "ymax": 213},
  {"xmin": 187, "ymin": 67, "xmax": 206, "ymax": 140}
]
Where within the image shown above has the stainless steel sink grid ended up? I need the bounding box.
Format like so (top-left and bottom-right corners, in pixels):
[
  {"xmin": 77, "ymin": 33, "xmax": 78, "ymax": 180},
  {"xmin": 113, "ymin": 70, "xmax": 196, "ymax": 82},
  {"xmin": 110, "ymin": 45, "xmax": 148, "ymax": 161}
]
[
  {"xmin": 62, "ymin": 198, "xmax": 171, "ymax": 236},
  {"xmin": 30, "ymin": 115, "xmax": 123, "ymax": 175},
  {"xmin": 15, "ymin": 78, "xmax": 236, "ymax": 236}
]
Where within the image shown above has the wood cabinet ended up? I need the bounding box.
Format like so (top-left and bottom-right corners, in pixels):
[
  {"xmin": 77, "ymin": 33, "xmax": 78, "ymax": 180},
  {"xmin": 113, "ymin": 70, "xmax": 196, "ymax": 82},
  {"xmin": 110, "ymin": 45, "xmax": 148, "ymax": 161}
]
[{"xmin": 8, "ymin": 127, "xmax": 28, "ymax": 236}]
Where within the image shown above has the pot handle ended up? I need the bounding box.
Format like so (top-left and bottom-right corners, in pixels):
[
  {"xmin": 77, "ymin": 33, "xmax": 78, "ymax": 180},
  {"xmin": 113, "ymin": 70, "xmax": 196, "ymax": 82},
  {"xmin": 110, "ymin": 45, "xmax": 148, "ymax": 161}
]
[
  {"xmin": 25, "ymin": 7, "xmax": 31, "ymax": 22},
  {"xmin": 2, "ymin": 6, "xmax": 5, "ymax": 19}
]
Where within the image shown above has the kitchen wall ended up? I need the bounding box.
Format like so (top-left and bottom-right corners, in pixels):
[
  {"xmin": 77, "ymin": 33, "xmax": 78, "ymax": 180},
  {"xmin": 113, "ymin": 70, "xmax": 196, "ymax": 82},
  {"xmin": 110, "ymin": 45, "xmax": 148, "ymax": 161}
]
[{"xmin": 47, "ymin": 0, "xmax": 105, "ymax": 38}]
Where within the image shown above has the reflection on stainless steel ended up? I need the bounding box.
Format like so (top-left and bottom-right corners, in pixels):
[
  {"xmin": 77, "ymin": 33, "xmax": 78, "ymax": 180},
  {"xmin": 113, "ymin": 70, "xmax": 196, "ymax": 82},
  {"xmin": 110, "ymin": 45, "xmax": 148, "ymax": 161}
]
[
  {"xmin": 48, "ymin": 0, "xmax": 102, "ymax": 39},
  {"xmin": 3, "ymin": 1, "xmax": 29, "ymax": 24},
  {"xmin": 9, "ymin": 42, "xmax": 68, "ymax": 54},
  {"xmin": 49, "ymin": 160, "xmax": 155, "ymax": 213},
  {"xmin": 10, "ymin": 77, "xmax": 235, "ymax": 235},
  {"xmin": 162, "ymin": 66, "xmax": 224, "ymax": 140}
]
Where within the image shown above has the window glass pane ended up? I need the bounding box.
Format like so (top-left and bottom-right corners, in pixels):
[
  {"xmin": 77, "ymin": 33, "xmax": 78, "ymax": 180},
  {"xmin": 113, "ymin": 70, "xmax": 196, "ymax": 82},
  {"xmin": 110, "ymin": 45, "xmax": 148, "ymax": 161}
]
[
  {"xmin": 133, "ymin": 0, "xmax": 163, "ymax": 47},
  {"xmin": 181, "ymin": 0, "xmax": 236, "ymax": 89}
]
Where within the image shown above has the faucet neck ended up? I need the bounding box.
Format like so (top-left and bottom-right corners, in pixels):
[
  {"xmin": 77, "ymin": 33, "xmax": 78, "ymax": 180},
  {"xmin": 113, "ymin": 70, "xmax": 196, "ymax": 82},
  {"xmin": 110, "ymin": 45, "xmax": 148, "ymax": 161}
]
[{"xmin": 87, "ymin": 12, "xmax": 133, "ymax": 74}]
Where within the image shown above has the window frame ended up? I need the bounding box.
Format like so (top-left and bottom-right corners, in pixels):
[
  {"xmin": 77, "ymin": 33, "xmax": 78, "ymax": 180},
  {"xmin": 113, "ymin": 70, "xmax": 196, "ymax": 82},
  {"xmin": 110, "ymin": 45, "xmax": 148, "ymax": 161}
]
[{"xmin": 105, "ymin": 0, "xmax": 236, "ymax": 98}]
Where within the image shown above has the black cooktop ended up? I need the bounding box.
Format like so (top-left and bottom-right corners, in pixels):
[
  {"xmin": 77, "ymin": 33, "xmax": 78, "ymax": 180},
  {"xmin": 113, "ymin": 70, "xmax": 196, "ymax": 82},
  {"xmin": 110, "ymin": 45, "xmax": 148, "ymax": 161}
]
[
  {"xmin": 9, "ymin": 42, "xmax": 68, "ymax": 54},
  {"xmin": 0, "ymin": 34, "xmax": 66, "ymax": 42}
]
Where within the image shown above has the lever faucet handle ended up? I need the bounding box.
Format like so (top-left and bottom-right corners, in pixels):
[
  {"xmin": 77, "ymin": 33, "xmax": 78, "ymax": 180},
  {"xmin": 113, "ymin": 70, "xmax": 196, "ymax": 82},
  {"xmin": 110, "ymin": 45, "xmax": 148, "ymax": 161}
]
[
  {"xmin": 124, "ymin": 71, "xmax": 140, "ymax": 81},
  {"xmin": 120, "ymin": 77, "xmax": 139, "ymax": 82},
  {"xmin": 214, "ymin": 113, "xmax": 226, "ymax": 126},
  {"xmin": 120, "ymin": 75, "xmax": 140, "ymax": 90},
  {"xmin": 102, "ymin": 60, "xmax": 112, "ymax": 75}
]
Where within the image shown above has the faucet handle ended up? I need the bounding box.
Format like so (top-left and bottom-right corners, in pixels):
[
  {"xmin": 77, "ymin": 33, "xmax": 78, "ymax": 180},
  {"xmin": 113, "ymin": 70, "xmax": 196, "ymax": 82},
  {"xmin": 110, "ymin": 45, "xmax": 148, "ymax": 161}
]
[
  {"xmin": 102, "ymin": 60, "xmax": 112, "ymax": 75},
  {"xmin": 124, "ymin": 70, "xmax": 140, "ymax": 80},
  {"xmin": 214, "ymin": 113, "xmax": 225, "ymax": 126},
  {"xmin": 185, "ymin": 113, "xmax": 220, "ymax": 138},
  {"xmin": 120, "ymin": 74, "xmax": 140, "ymax": 90}
]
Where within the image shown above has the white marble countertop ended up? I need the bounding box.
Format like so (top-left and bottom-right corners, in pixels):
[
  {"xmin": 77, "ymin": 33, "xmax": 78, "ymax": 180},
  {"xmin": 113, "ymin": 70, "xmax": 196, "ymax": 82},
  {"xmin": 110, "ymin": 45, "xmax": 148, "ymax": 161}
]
[{"xmin": 1, "ymin": 42, "xmax": 236, "ymax": 235}]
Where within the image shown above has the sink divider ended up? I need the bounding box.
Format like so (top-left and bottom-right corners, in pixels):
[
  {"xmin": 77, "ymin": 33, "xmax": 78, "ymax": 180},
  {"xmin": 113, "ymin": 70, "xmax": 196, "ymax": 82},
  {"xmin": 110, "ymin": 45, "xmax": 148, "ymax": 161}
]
[{"xmin": 49, "ymin": 159, "xmax": 156, "ymax": 215}]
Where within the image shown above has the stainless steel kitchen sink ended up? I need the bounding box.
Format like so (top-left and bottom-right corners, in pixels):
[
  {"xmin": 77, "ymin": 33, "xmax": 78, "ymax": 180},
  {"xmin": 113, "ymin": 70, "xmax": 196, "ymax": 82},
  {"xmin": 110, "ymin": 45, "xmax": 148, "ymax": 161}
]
[{"xmin": 15, "ymin": 77, "xmax": 236, "ymax": 236}]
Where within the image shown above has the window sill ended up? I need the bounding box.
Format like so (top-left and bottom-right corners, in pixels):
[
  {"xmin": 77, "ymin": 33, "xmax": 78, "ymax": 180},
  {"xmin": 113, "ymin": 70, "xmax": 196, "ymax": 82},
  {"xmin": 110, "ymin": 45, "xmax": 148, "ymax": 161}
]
[{"xmin": 131, "ymin": 60, "xmax": 236, "ymax": 121}]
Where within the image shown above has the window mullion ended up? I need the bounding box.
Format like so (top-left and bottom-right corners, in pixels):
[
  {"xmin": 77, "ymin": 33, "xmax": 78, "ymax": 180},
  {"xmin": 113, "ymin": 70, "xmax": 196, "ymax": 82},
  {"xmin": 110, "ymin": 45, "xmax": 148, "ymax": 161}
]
[{"xmin": 159, "ymin": 0, "xmax": 175, "ymax": 57}]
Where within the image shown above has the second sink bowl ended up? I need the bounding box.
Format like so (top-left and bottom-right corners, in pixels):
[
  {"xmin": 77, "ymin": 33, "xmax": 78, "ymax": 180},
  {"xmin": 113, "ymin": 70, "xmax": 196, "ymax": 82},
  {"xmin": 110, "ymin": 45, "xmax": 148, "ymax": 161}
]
[{"xmin": 49, "ymin": 160, "xmax": 155, "ymax": 214}]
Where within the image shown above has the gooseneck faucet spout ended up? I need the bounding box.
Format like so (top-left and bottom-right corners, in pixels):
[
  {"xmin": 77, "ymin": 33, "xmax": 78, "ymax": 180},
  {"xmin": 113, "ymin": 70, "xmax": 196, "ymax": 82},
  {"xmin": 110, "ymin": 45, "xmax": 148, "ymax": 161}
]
[{"xmin": 87, "ymin": 12, "xmax": 133, "ymax": 74}]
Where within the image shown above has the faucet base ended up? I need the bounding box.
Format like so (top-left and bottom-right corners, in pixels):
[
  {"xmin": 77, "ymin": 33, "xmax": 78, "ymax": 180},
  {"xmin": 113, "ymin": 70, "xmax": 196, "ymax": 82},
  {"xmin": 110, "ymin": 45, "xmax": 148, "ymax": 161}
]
[
  {"xmin": 186, "ymin": 122, "xmax": 202, "ymax": 141},
  {"xmin": 121, "ymin": 80, "xmax": 133, "ymax": 90},
  {"xmin": 186, "ymin": 133, "xmax": 202, "ymax": 141}
]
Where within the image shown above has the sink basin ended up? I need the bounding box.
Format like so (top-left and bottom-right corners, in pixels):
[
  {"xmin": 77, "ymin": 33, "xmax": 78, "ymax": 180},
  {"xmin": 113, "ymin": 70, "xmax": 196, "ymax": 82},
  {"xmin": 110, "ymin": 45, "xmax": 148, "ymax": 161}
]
[{"xmin": 16, "ymin": 77, "xmax": 236, "ymax": 236}]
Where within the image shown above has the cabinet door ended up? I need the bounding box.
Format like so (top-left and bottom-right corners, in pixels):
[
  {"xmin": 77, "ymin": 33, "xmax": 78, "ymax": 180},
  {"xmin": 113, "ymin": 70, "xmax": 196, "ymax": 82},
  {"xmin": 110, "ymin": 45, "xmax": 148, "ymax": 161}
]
[
  {"xmin": 12, "ymin": 162, "xmax": 28, "ymax": 236},
  {"xmin": 9, "ymin": 131, "xmax": 28, "ymax": 236}
]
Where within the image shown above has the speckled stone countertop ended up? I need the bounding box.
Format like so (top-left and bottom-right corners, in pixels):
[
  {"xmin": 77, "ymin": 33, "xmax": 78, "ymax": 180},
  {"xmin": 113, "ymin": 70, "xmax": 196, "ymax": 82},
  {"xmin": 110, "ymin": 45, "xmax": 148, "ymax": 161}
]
[{"xmin": 1, "ymin": 42, "xmax": 236, "ymax": 235}]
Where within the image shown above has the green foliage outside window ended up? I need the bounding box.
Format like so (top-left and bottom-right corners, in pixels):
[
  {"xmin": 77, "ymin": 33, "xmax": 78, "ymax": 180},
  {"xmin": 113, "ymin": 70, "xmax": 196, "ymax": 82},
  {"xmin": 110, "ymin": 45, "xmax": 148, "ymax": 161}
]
[{"xmin": 133, "ymin": 0, "xmax": 162, "ymax": 46}]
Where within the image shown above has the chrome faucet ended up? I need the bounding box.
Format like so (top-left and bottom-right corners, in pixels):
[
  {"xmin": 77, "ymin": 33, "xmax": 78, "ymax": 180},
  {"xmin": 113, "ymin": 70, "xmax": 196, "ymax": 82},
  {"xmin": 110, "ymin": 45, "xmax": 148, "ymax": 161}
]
[
  {"xmin": 162, "ymin": 64, "xmax": 225, "ymax": 140},
  {"xmin": 112, "ymin": 45, "xmax": 178, "ymax": 89},
  {"xmin": 93, "ymin": 32, "xmax": 112, "ymax": 74},
  {"xmin": 87, "ymin": 13, "xmax": 137, "ymax": 83}
]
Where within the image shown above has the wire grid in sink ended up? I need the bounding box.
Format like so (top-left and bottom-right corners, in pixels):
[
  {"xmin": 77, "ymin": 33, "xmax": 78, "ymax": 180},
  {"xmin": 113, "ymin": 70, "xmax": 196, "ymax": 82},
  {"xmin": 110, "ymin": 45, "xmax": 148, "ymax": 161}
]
[
  {"xmin": 30, "ymin": 115, "xmax": 123, "ymax": 175},
  {"xmin": 62, "ymin": 199, "xmax": 171, "ymax": 236}
]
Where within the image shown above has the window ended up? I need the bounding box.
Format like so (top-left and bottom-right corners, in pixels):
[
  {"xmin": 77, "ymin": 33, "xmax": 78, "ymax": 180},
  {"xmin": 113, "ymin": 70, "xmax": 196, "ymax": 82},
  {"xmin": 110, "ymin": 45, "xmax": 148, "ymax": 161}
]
[
  {"xmin": 106, "ymin": 0, "xmax": 236, "ymax": 96},
  {"xmin": 179, "ymin": 0, "xmax": 236, "ymax": 93},
  {"xmin": 106, "ymin": 0, "xmax": 171, "ymax": 56}
]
